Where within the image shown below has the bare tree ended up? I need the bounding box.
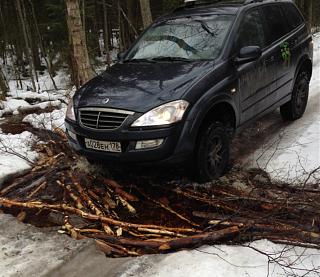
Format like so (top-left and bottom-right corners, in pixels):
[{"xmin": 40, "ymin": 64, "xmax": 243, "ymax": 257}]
[
  {"xmin": 139, "ymin": 0, "xmax": 153, "ymax": 29},
  {"xmin": 65, "ymin": 0, "xmax": 93, "ymax": 88}
]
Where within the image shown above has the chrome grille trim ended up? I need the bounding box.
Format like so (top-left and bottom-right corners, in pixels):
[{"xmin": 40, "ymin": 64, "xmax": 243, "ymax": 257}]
[{"xmin": 79, "ymin": 107, "xmax": 134, "ymax": 130}]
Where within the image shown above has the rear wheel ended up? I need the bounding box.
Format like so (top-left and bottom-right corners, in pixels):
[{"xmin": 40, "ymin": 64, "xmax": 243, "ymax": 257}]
[
  {"xmin": 194, "ymin": 122, "xmax": 230, "ymax": 182},
  {"xmin": 280, "ymin": 71, "xmax": 310, "ymax": 121}
]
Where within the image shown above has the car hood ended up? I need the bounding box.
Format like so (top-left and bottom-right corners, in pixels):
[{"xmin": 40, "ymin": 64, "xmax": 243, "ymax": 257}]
[{"xmin": 75, "ymin": 61, "xmax": 213, "ymax": 113}]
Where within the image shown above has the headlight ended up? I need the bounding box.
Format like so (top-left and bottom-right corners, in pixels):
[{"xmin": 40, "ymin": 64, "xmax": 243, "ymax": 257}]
[
  {"xmin": 132, "ymin": 100, "xmax": 189, "ymax": 127},
  {"xmin": 66, "ymin": 99, "xmax": 76, "ymax": 121}
]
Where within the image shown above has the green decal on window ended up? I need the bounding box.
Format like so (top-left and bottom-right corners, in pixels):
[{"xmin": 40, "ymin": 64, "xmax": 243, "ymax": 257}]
[{"xmin": 280, "ymin": 42, "xmax": 291, "ymax": 63}]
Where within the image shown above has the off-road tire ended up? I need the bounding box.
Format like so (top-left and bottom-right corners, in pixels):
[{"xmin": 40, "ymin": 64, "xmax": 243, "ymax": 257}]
[
  {"xmin": 280, "ymin": 71, "xmax": 310, "ymax": 121},
  {"xmin": 194, "ymin": 122, "xmax": 230, "ymax": 182}
]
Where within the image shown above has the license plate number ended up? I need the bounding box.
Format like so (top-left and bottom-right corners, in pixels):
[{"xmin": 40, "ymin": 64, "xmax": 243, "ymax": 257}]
[{"xmin": 85, "ymin": 138, "xmax": 121, "ymax": 153}]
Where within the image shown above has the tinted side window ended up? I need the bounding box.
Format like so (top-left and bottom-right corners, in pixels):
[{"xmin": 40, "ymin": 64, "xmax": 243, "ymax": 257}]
[
  {"xmin": 235, "ymin": 9, "xmax": 267, "ymax": 50},
  {"xmin": 262, "ymin": 5, "xmax": 288, "ymax": 44},
  {"xmin": 282, "ymin": 3, "xmax": 304, "ymax": 30}
]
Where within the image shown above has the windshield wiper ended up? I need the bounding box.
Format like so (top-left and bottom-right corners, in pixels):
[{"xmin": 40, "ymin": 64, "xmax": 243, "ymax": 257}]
[
  {"xmin": 123, "ymin": 58, "xmax": 156, "ymax": 63},
  {"xmin": 151, "ymin": 57, "xmax": 192, "ymax": 62}
]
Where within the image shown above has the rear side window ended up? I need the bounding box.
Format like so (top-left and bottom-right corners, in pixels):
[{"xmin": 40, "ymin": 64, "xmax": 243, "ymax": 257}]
[
  {"xmin": 262, "ymin": 5, "xmax": 288, "ymax": 44},
  {"xmin": 235, "ymin": 9, "xmax": 267, "ymax": 50},
  {"xmin": 282, "ymin": 3, "xmax": 304, "ymax": 30}
]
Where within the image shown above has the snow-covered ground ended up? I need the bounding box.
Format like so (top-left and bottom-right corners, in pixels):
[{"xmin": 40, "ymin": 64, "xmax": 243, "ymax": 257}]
[
  {"xmin": 121, "ymin": 240, "xmax": 320, "ymax": 277},
  {"xmin": 0, "ymin": 132, "xmax": 38, "ymax": 187},
  {"xmin": 0, "ymin": 70, "xmax": 71, "ymax": 186}
]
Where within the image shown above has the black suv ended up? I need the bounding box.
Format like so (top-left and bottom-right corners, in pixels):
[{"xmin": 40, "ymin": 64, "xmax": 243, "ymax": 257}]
[{"xmin": 65, "ymin": 0, "xmax": 313, "ymax": 181}]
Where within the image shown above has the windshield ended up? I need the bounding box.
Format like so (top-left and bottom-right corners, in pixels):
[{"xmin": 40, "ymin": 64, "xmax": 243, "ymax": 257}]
[{"xmin": 126, "ymin": 15, "xmax": 234, "ymax": 61}]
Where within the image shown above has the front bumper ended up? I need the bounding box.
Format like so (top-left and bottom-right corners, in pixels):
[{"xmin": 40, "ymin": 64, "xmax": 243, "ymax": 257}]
[{"xmin": 65, "ymin": 119, "xmax": 191, "ymax": 164}]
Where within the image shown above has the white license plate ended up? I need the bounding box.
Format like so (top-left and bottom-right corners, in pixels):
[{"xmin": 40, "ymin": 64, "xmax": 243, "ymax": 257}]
[{"xmin": 85, "ymin": 138, "xmax": 121, "ymax": 153}]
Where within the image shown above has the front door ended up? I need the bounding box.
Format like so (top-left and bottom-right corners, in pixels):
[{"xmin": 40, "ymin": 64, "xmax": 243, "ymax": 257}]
[{"xmin": 234, "ymin": 8, "xmax": 275, "ymax": 124}]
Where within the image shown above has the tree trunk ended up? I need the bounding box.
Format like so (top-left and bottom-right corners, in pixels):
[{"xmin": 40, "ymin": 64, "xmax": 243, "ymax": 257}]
[
  {"xmin": 65, "ymin": 0, "xmax": 93, "ymax": 88},
  {"xmin": 15, "ymin": 0, "xmax": 36, "ymax": 91},
  {"xmin": 28, "ymin": 0, "xmax": 58, "ymax": 90},
  {"xmin": 0, "ymin": 65, "xmax": 9, "ymax": 100},
  {"xmin": 308, "ymin": 0, "xmax": 313, "ymax": 31},
  {"xmin": 139, "ymin": 0, "xmax": 153, "ymax": 29},
  {"xmin": 102, "ymin": 0, "xmax": 110, "ymax": 67},
  {"xmin": 117, "ymin": 0, "xmax": 123, "ymax": 52}
]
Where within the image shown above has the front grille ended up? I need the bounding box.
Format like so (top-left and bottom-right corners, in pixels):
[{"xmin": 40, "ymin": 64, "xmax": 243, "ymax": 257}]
[{"xmin": 79, "ymin": 108, "xmax": 133, "ymax": 130}]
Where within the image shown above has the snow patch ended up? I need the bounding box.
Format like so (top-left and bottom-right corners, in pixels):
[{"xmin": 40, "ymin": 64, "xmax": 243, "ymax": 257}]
[
  {"xmin": 121, "ymin": 240, "xmax": 320, "ymax": 277},
  {"xmin": 0, "ymin": 98, "xmax": 61, "ymax": 118},
  {"xmin": 0, "ymin": 131, "xmax": 38, "ymax": 187},
  {"xmin": 23, "ymin": 107, "xmax": 67, "ymax": 131}
]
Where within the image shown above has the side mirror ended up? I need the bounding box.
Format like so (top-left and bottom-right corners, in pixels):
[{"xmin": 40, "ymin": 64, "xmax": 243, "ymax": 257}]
[
  {"xmin": 117, "ymin": 51, "xmax": 127, "ymax": 62},
  {"xmin": 234, "ymin": 46, "xmax": 262, "ymax": 65}
]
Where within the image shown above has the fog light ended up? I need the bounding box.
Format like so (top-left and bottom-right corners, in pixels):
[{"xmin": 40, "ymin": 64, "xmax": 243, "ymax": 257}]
[
  {"xmin": 67, "ymin": 129, "xmax": 77, "ymax": 141},
  {"xmin": 135, "ymin": 139, "xmax": 164, "ymax": 150}
]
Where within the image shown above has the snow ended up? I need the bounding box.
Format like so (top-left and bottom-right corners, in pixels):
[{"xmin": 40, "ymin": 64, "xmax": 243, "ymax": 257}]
[
  {"xmin": 8, "ymin": 90, "xmax": 64, "ymax": 102},
  {"xmin": 0, "ymin": 98, "xmax": 62, "ymax": 117},
  {"xmin": 121, "ymin": 240, "xmax": 320, "ymax": 277},
  {"xmin": 7, "ymin": 70, "xmax": 70, "ymax": 92},
  {"xmin": 0, "ymin": 99, "xmax": 31, "ymax": 115},
  {"xmin": 0, "ymin": 131, "xmax": 38, "ymax": 187},
  {"xmin": 23, "ymin": 106, "xmax": 67, "ymax": 131},
  {"xmin": 244, "ymin": 32, "xmax": 320, "ymax": 184}
]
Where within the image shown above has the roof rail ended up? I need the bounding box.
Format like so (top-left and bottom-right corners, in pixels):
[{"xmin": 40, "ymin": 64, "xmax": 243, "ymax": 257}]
[
  {"xmin": 244, "ymin": 0, "xmax": 263, "ymax": 4},
  {"xmin": 183, "ymin": 0, "xmax": 269, "ymax": 6},
  {"xmin": 177, "ymin": 0, "xmax": 272, "ymax": 12}
]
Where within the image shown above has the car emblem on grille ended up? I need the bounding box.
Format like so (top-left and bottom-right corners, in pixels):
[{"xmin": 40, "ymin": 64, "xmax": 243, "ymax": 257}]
[{"xmin": 104, "ymin": 98, "xmax": 110, "ymax": 104}]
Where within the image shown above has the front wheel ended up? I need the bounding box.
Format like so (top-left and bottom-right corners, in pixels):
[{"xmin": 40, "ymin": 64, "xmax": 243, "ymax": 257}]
[
  {"xmin": 194, "ymin": 122, "xmax": 230, "ymax": 182},
  {"xmin": 280, "ymin": 71, "xmax": 310, "ymax": 121}
]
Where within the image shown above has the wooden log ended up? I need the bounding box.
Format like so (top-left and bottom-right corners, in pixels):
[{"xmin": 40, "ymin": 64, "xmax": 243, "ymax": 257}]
[
  {"xmin": 88, "ymin": 226, "xmax": 240, "ymax": 252},
  {"xmin": 71, "ymin": 177, "xmax": 114, "ymax": 235},
  {"xmin": 0, "ymin": 170, "xmax": 46, "ymax": 196},
  {"xmin": 0, "ymin": 198, "xmax": 198, "ymax": 234},
  {"xmin": 174, "ymin": 188, "xmax": 238, "ymax": 212},
  {"xmin": 27, "ymin": 181, "xmax": 47, "ymax": 199},
  {"xmin": 95, "ymin": 239, "xmax": 127, "ymax": 256},
  {"xmin": 158, "ymin": 226, "xmax": 240, "ymax": 251},
  {"xmin": 100, "ymin": 178, "xmax": 139, "ymax": 202},
  {"xmin": 14, "ymin": 176, "xmax": 46, "ymax": 196},
  {"xmin": 137, "ymin": 188, "xmax": 199, "ymax": 227},
  {"xmin": 56, "ymin": 180, "xmax": 84, "ymax": 210}
]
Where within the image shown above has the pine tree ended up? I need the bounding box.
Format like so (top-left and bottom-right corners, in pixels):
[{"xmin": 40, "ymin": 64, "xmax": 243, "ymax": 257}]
[
  {"xmin": 65, "ymin": 0, "xmax": 94, "ymax": 88},
  {"xmin": 139, "ymin": 0, "xmax": 153, "ymax": 29}
]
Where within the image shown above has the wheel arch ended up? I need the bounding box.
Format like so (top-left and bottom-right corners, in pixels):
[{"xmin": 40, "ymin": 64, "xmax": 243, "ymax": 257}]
[
  {"xmin": 191, "ymin": 100, "xmax": 237, "ymax": 147},
  {"xmin": 295, "ymin": 56, "xmax": 312, "ymax": 82}
]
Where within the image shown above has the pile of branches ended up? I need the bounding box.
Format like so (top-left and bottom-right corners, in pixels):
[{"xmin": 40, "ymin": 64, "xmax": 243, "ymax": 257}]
[{"xmin": 0, "ymin": 130, "xmax": 319, "ymax": 257}]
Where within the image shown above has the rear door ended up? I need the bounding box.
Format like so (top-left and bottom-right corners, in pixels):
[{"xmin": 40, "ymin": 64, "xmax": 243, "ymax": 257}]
[
  {"xmin": 260, "ymin": 4, "xmax": 295, "ymax": 107},
  {"xmin": 234, "ymin": 8, "xmax": 275, "ymax": 124},
  {"xmin": 279, "ymin": 2, "xmax": 307, "ymax": 91}
]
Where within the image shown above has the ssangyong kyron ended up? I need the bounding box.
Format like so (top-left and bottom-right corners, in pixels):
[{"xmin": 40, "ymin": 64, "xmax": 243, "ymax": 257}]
[{"xmin": 65, "ymin": 0, "xmax": 313, "ymax": 181}]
